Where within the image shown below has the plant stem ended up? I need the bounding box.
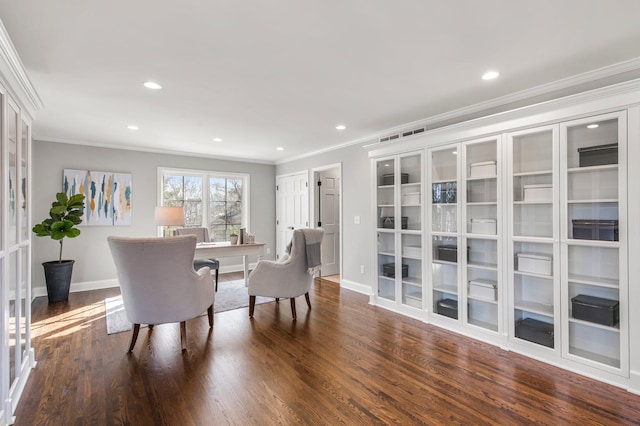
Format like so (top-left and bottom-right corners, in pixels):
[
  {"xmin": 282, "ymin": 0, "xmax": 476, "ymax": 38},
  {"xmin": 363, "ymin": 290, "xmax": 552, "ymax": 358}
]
[{"xmin": 59, "ymin": 240, "xmax": 63, "ymax": 263}]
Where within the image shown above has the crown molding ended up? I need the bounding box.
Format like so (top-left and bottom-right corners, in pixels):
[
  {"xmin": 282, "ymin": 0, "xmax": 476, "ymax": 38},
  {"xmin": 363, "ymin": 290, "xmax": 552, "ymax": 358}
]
[
  {"xmin": 0, "ymin": 19, "xmax": 43, "ymax": 117},
  {"xmin": 34, "ymin": 136, "xmax": 277, "ymax": 166}
]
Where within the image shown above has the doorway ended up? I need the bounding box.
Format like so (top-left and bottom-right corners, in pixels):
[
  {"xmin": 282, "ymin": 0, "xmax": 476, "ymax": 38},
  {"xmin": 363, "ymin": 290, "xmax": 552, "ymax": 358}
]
[
  {"xmin": 312, "ymin": 164, "xmax": 341, "ymax": 279},
  {"xmin": 275, "ymin": 171, "xmax": 309, "ymax": 260}
]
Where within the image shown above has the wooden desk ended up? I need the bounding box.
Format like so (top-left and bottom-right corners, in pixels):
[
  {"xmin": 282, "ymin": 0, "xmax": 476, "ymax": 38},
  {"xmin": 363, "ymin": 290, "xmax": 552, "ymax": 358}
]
[{"xmin": 195, "ymin": 242, "xmax": 265, "ymax": 285}]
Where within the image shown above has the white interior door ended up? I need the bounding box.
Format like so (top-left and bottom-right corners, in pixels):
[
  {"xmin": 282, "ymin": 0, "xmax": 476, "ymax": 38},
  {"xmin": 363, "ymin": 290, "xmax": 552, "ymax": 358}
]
[
  {"xmin": 276, "ymin": 172, "xmax": 309, "ymax": 259},
  {"xmin": 316, "ymin": 168, "xmax": 340, "ymax": 276}
]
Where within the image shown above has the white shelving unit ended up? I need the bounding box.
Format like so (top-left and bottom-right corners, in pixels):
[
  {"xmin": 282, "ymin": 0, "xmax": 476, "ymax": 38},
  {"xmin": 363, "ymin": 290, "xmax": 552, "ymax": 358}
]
[{"xmin": 373, "ymin": 152, "xmax": 424, "ymax": 315}]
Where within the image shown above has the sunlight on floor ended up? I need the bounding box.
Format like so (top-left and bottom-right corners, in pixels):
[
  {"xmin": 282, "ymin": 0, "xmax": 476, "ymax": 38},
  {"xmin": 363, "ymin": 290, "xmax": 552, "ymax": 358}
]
[{"xmin": 31, "ymin": 301, "xmax": 105, "ymax": 340}]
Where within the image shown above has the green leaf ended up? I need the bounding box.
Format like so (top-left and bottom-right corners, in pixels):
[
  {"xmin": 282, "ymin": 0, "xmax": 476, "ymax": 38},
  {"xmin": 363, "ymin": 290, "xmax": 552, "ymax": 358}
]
[
  {"xmin": 50, "ymin": 205, "xmax": 67, "ymax": 215},
  {"xmin": 66, "ymin": 228, "xmax": 81, "ymax": 238},
  {"xmin": 51, "ymin": 231, "xmax": 66, "ymax": 240},
  {"xmin": 50, "ymin": 221, "xmax": 67, "ymax": 231},
  {"xmin": 56, "ymin": 192, "xmax": 68, "ymax": 205}
]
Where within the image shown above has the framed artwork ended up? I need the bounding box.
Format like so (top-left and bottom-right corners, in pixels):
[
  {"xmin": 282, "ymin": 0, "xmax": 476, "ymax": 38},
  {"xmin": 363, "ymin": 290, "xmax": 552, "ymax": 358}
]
[{"xmin": 63, "ymin": 169, "xmax": 132, "ymax": 226}]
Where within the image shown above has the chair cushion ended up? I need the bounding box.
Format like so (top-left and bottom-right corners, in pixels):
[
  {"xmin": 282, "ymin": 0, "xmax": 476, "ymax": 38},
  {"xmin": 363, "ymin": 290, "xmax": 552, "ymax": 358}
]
[{"xmin": 194, "ymin": 258, "xmax": 219, "ymax": 270}]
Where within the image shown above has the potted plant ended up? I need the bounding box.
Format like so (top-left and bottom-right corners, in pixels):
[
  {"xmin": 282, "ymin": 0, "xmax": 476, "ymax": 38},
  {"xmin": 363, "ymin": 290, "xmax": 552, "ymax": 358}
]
[
  {"xmin": 32, "ymin": 192, "xmax": 86, "ymax": 302},
  {"xmin": 229, "ymin": 226, "xmax": 239, "ymax": 245}
]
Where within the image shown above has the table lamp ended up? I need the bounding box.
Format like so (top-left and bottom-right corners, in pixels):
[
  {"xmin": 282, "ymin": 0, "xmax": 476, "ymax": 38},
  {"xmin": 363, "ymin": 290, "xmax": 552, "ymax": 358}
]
[{"xmin": 154, "ymin": 206, "xmax": 185, "ymax": 236}]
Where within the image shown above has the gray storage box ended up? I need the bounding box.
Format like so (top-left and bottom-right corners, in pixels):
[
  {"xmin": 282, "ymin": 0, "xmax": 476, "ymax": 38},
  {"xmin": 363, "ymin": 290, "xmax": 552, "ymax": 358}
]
[
  {"xmin": 516, "ymin": 318, "xmax": 554, "ymax": 348},
  {"xmin": 437, "ymin": 245, "xmax": 458, "ymax": 262},
  {"xmin": 572, "ymin": 219, "xmax": 619, "ymax": 242},
  {"xmin": 382, "ymin": 173, "xmax": 409, "ymax": 185},
  {"xmin": 571, "ymin": 294, "xmax": 619, "ymax": 326},
  {"xmin": 436, "ymin": 299, "xmax": 458, "ymax": 319},
  {"xmin": 381, "ymin": 216, "xmax": 408, "ymax": 229},
  {"xmin": 578, "ymin": 143, "xmax": 618, "ymax": 167},
  {"xmin": 382, "ymin": 263, "xmax": 408, "ymax": 279}
]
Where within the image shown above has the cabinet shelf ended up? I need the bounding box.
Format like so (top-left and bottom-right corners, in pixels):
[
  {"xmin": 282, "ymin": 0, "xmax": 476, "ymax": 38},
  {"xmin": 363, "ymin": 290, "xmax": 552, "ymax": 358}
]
[
  {"xmin": 513, "ymin": 170, "xmax": 553, "ymax": 177},
  {"xmin": 378, "ymin": 204, "xmax": 394, "ymax": 208},
  {"xmin": 567, "ymin": 274, "xmax": 619, "ymax": 288},
  {"xmin": 513, "ymin": 200, "xmax": 553, "ymax": 205},
  {"xmin": 567, "ymin": 199, "xmax": 618, "ymax": 204},
  {"xmin": 569, "ymin": 347, "xmax": 620, "ymax": 369},
  {"xmin": 402, "ymin": 278, "xmax": 422, "ymax": 287},
  {"xmin": 468, "ymin": 318, "xmax": 499, "ymax": 332},
  {"xmin": 468, "ymin": 295, "xmax": 498, "ymax": 305},
  {"xmin": 514, "ymin": 300, "xmax": 554, "ymax": 316},
  {"xmin": 402, "ymin": 203, "xmax": 422, "ymax": 207},
  {"xmin": 432, "ymin": 259, "xmax": 457, "ymax": 267},
  {"xmin": 377, "ymin": 184, "xmax": 394, "ymax": 189},
  {"xmin": 568, "ymin": 164, "xmax": 618, "ymax": 174},
  {"xmin": 465, "ymin": 233, "xmax": 498, "ymax": 240},
  {"xmin": 433, "ymin": 284, "xmax": 458, "ymax": 295},
  {"xmin": 432, "ymin": 178, "xmax": 457, "ymax": 184},
  {"xmin": 514, "ymin": 270, "xmax": 554, "ymax": 280},
  {"xmin": 378, "ymin": 251, "xmax": 395, "ymax": 257},
  {"xmin": 431, "ymin": 231, "xmax": 458, "ymax": 238},
  {"xmin": 467, "ymin": 176, "xmax": 497, "ymax": 182},
  {"xmin": 466, "ymin": 201, "xmax": 497, "ymax": 206},
  {"xmin": 401, "ymin": 182, "xmax": 421, "ymax": 188},
  {"xmin": 467, "ymin": 261, "xmax": 497, "ymax": 271},
  {"xmin": 401, "ymin": 254, "xmax": 422, "ymax": 261},
  {"xmin": 376, "ymin": 228, "xmax": 395, "ymax": 233},
  {"xmin": 566, "ymin": 239, "xmax": 619, "ymax": 248},
  {"xmin": 568, "ymin": 317, "xmax": 620, "ymax": 332},
  {"xmin": 512, "ymin": 236, "xmax": 554, "ymax": 244}
]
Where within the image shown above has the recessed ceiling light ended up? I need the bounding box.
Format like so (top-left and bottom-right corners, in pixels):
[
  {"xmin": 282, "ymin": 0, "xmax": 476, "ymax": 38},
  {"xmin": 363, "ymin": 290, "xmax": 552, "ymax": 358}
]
[
  {"xmin": 336, "ymin": 124, "xmax": 346, "ymax": 130},
  {"xmin": 482, "ymin": 71, "xmax": 500, "ymax": 80},
  {"xmin": 276, "ymin": 147, "xmax": 284, "ymax": 151},
  {"xmin": 587, "ymin": 124, "xmax": 599, "ymax": 129},
  {"xmin": 213, "ymin": 137, "xmax": 223, "ymax": 142},
  {"xmin": 143, "ymin": 81, "xmax": 162, "ymax": 90},
  {"xmin": 127, "ymin": 125, "xmax": 139, "ymax": 131}
]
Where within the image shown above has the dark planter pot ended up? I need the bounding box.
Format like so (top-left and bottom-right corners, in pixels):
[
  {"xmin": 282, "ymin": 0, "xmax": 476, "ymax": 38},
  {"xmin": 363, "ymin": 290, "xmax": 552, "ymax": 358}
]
[{"xmin": 42, "ymin": 260, "xmax": 75, "ymax": 303}]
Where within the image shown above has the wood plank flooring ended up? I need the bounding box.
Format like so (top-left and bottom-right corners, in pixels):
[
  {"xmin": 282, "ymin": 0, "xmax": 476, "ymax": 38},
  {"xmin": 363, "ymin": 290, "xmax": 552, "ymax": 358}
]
[{"xmin": 14, "ymin": 272, "xmax": 640, "ymax": 425}]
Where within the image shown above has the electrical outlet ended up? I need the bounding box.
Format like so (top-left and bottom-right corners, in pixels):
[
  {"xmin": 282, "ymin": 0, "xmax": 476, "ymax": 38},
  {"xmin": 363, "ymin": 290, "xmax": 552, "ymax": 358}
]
[{"xmin": 360, "ymin": 264, "xmax": 365, "ymax": 274}]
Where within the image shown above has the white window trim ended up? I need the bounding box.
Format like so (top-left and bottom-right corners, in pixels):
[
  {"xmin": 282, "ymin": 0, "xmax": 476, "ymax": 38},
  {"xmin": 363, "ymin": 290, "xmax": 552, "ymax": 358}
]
[{"xmin": 157, "ymin": 166, "xmax": 250, "ymax": 237}]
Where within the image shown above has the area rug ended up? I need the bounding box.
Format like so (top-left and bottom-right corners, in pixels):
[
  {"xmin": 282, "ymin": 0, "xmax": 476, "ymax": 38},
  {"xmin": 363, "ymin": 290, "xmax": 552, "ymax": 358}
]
[{"xmin": 105, "ymin": 279, "xmax": 271, "ymax": 334}]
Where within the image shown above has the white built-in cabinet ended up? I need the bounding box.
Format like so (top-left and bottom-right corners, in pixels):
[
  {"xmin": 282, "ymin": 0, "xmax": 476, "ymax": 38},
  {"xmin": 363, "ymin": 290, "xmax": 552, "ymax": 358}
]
[
  {"xmin": 1, "ymin": 30, "xmax": 40, "ymax": 424},
  {"xmin": 370, "ymin": 95, "xmax": 635, "ymax": 391},
  {"xmin": 374, "ymin": 152, "xmax": 424, "ymax": 314}
]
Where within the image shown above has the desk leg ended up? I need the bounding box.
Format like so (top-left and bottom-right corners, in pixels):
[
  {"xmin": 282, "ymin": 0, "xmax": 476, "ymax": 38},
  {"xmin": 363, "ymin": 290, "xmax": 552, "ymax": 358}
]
[{"xmin": 243, "ymin": 255, "xmax": 249, "ymax": 286}]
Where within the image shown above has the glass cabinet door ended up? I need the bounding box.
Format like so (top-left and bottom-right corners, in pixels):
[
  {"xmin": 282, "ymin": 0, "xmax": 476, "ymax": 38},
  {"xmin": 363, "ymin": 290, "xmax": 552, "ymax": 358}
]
[
  {"xmin": 561, "ymin": 112, "xmax": 626, "ymax": 372},
  {"xmin": 508, "ymin": 126, "xmax": 559, "ymax": 349},
  {"xmin": 429, "ymin": 146, "xmax": 460, "ymax": 319},
  {"xmin": 376, "ymin": 157, "xmax": 397, "ymax": 302},
  {"xmin": 463, "ymin": 138, "xmax": 500, "ymax": 332},
  {"xmin": 399, "ymin": 153, "xmax": 423, "ymax": 309}
]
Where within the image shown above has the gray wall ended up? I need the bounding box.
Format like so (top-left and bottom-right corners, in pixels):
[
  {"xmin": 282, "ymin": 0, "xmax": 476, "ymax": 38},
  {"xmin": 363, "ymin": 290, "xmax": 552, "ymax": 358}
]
[
  {"xmin": 276, "ymin": 143, "xmax": 373, "ymax": 292},
  {"xmin": 32, "ymin": 140, "xmax": 276, "ymax": 294}
]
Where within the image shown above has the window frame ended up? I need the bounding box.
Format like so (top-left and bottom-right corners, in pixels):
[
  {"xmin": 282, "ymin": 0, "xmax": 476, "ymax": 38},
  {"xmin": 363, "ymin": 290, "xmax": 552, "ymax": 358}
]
[{"xmin": 157, "ymin": 167, "xmax": 250, "ymax": 239}]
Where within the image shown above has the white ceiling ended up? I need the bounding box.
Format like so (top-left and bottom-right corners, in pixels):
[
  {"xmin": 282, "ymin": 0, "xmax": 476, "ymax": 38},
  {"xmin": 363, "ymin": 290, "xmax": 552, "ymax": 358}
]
[{"xmin": 2, "ymin": 1, "xmax": 640, "ymax": 163}]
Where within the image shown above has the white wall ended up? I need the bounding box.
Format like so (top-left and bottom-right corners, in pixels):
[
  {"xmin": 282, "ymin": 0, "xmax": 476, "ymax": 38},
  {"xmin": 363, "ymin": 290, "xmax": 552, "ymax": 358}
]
[
  {"xmin": 276, "ymin": 143, "xmax": 373, "ymax": 294},
  {"xmin": 31, "ymin": 140, "xmax": 276, "ymax": 295}
]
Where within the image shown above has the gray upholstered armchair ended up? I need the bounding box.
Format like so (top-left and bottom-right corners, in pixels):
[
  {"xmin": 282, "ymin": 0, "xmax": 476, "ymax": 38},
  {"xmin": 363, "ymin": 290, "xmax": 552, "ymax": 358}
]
[
  {"xmin": 247, "ymin": 228, "xmax": 324, "ymax": 320},
  {"xmin": 107, "ymin": 235, "xmax": 215, "ymax": 352},
  {"xmin": 176, "ymin": 227, "xmax": 220, "ymax": 291}
]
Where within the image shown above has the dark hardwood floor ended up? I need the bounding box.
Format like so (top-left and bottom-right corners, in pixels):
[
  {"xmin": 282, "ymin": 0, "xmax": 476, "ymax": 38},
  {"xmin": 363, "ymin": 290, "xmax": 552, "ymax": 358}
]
[{"xmin": 14, "ymin": 272, "xmax": 640, "ymax": 425}]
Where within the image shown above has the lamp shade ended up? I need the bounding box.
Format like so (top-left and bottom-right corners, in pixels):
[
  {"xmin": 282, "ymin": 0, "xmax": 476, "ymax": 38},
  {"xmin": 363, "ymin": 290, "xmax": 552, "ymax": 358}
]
[{"xmin": 154, "ymin": 206, "xmax": 185, "ymax": 226}]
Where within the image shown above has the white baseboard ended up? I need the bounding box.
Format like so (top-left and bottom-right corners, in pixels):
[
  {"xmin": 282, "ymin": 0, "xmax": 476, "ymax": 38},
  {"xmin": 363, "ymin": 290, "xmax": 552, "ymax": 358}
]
[
  {"xmin": 32, "ymin": 262, "xmax": 258, "ymax": 299},
  {"xmin": 339, "ymin": 278, "xmax": 372, "ymax": 295}
]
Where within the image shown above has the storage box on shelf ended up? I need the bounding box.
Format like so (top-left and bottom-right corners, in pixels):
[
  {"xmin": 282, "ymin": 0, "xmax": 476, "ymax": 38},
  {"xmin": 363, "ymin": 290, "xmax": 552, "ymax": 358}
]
[
  {"xmin": 437, "ymin": 245, "xmax": 459, "ymax": 262},
  {"xmin": 383, "ymin": 263, "xmax": 408, "ymax": 278},
  {"xmin": 470, "ymin": 218, "xmax": 497, "ymax": 234},
  {"xmin": 516, "ymin": 318, "xmax": 554, "ymax": 348},
  {"xmin": 437, "ymin": 299, "xmax": 458, "ymax": 319},
  {"xmin": 382, "ymin": 173, "xmax": 409, "ymax": 185},
  {"xmin": 571, "ymin": 219, "xmax": 619, "ymax": 241},
  {"xmin": 571, "ymin": 294, "xmax": 619, "ymax": 326},
  {"xmin": 523, "ymin": 184, "xmax": 552, "ymax": 203},
  {"xmin": 381, "ymin": 216, "xmax": 408, "ymax": 229},
  {"xmin": 468, "ymin": 279, "xmax": 498, "ymax": 301},
  {"xmin": 516, "ymin": 253, "xmax": 552, "ymax": 276},
  {"xmin": 469, "ymin": 161, "xmax": 497, "ymax": 178},
  {"xmin": 577, "ymin": 143, "xmax": 618, "ymax": 167}
]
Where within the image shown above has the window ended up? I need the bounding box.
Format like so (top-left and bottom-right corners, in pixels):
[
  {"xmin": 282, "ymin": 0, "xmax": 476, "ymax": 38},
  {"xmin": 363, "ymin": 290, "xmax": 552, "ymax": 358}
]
[{"xmin": 159, "ymin": 168, "xmax": 249, "ymax": 241}]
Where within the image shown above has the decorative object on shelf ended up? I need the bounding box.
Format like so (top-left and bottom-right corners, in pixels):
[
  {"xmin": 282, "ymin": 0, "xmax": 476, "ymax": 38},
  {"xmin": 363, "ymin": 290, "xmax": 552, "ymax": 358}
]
[
  {"xmin": 32, "ymin": 192, "xmax": 86, "ymax": 303},
  {"xmin": 382, "ymin": 263, "xmax": 408, "ymax": 278},
  {"xmin": 432, "ymin": 181, "xmax": 456, "ymax": 203},
  {"xmin": 572, "ymin": 219, "xmax": 619, "ymax": 241},
  {"xmin": 154, "ymin": 206, "xmax": 184, "ymax": 236},
  {"xmin": 571, "ymin": 294, "xmax": 619, "ymax": 326},
  {"xmin": 577, "ymin": 143, "xmax": 618, "ymax": 167},
  {"xmin": 63, "ymin": 169, "xmax": 132, "ymax": 226},
  {"xmin": 470, "ymin": 218, "xmax": 497, "ymax": 234},
  {"xmin": 468, "ymin": 279, "xmax": 498, "ymax": 301}
]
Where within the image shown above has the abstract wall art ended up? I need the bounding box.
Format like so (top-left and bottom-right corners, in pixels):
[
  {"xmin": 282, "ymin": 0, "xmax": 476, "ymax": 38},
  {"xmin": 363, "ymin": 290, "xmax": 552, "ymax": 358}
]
[{"xmin": 63, "ymin": 169, "xmax": 132, "ymax": 226}]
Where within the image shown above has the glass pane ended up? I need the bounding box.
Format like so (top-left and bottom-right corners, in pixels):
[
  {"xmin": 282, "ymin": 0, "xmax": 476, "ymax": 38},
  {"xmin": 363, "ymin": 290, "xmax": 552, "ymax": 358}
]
[
  {"xmin": 20, "ymin": 247, "xmax": 28, "ymax": 358},
  {"xmin": 209, "ymin": 178, "xmax": 226, "ymax": 201},
  {"xmin": 20, "ymin": 120, "xmax": 29, "ymax": 241},
  {"xmin": 9, "ymin": 107, "xmax": 18, "ymax": 244},
  {"xmin": 377, "ymin": 231, "xmax": 396, "ymax": 301},
  {"xmin": 163, "ymin": 175, "xmax": 184, "ymax": 201},
  {"xmin": 226, "ymin": 178, "xmax": 243, "ymax": 202},
  {"xmin": 376, "ymin": 159, "xmax": 395, "ymax": 229},
  {"xmin": 209, "ymin": 201, "xmax": 227, "ymax": 224},
  {"xmin": 183, "ymin": 176, "xmax": 202, "ymax": 200},
  {"xmin": 183, "ymin": 201, "xmax": 202, "ymax": 226},
  {"xmin": 9, "ymin": 251, "xmax": 17, "ymax": 385}
]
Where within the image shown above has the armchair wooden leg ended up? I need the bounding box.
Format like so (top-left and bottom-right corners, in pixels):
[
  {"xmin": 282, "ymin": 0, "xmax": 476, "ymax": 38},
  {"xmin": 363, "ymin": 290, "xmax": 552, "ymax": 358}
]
[
  {"xmin": 275, "ymin": 298, "xmax": 280, "ymax": 303},
  {"xmin": 305, "ymin": 292, "xmax": 311, "ymax": 309},
  {"xmin": 148, "ymin": 324, "xmax": 154, "ymax": 331},
  {"xmin": 207, "ymin": 305, "xmax": 214, "ymax": 327},
  {"xmin": 215, "ymin": 268, "xmax": 219, "ymax": 292},
  {"xmin": 180, "ymin": 321, "xmax": 187, "ymax": 351},
  {"xmin": 249, "ymin": 295, "xmax": 256, "ymax": 317},
  {"xmin": 128, "ymin": 324, "xmax": 140, "ymax": 353},
  {"xmin": 290, "ymin": 297, "xmax": 297, "ymax": 320}
]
